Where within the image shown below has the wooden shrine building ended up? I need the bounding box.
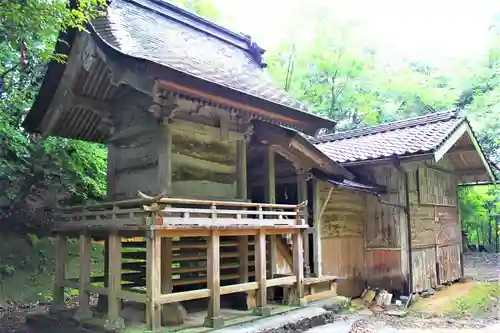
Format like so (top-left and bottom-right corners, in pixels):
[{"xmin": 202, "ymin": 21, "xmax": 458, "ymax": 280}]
[
  {"xmin": 310, "ymin": 111, "xmax": 496, "ymax": 297},
  {"xmin": 22, "ymin": 0, "xmax": 496, "ymax": 331},
  {"xmin": 22, "ymin": 0, "xmax": 356, "ymax": 331}
]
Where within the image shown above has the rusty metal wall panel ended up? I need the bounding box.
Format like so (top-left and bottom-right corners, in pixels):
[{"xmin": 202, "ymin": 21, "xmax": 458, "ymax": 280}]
[
  {"xmin": 412, "ymin": 247, "xmax": 437, "ymax": 292},
  {"xmin": 365, "ymin": 250, "xmax": 405, "ymax": 292},
  {"xmin": 321, "ymin": 236, "xmax": 365, "ymax": 297},
  {"xmin": 438, "ymin": 244, "xmax": 461, "ymax": 283}
]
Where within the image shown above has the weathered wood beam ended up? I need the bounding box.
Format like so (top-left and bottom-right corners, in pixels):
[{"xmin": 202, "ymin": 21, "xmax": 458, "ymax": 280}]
[
  {"xmin": 74, "ymin": 233, "xmax": 93, "ymax": 320},
  {"xmin": 146, "ymin": 234, "xmax": 161, "ymax": 331},
  {"xmin": 158, "ymin": 124, "xmax": 173, "ymax": 195},
  {"xmin": 72, "ymin": 93, "xmax": 112, "ymax": 117},
  {"xmin": 312, "ymin": 179, "xmax": 323, "ymax": 277},
  {"xmin": 292, "ymin": 230, "xmax": 306, "ymax": 306},
  {"xmin": 297, "ymin": 171, "xmax": 310, "ymax": 270},
  {"xmin": 50, "ymin": 234, "xmax": 67, "ymax": 313},
  {"xmin": 254, "ymin": 229, "xmax": 270, "ymax": 316},
  {"xmin": 105, "ymin": 232, "xmax": 125, "ymax": 330},
  {"xmin": 237, "ymin": 135, "xmax": 249, "ymax": 283},
  {"xmin": 204, "ymin": 230, "xmax": 224, "ymax": 329},
  {"xmin": 264, "ymin": 146, "xmax": 277, "ymax": 287},
  {"xmin": 40, "ymin": 35, "xmax": 87, "ymax": 137}
]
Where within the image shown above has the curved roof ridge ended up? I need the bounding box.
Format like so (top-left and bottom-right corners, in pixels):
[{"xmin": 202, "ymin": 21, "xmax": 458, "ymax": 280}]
[
  {"xmin": 312, "ymin": 109, "xmax": 460, "ymax": 144},
  {"xmin": 123, "ymin": 0, "xmax": 266, "ymax": 67}
]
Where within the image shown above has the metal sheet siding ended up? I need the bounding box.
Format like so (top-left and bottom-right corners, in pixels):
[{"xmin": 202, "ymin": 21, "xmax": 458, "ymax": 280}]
[{"xmin": 412, "ymin": 247, "xmax": 437, "ymax": 292}]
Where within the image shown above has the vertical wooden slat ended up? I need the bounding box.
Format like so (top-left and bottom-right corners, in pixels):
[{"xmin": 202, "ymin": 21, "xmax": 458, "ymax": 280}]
[
  {"xmin": 312, "ymin": 178, "xmax": 322, "ymax": 277},
  {"xmin": 265, "ymin": 146, "xmax": 277, "ymax": 284},
  {"xmin": 146, "ymin": 234, "xmax": 161, "ymax": 331},
  {"xmin": 161, "ymin": 237, "xmax": 173, "ymax": 294},
  {"xmin": 75, "ymin": 233, "xmax": 92, "ymax": 320},
  {"xmin": 297, "ymin": 172, "xmax": 309, "ymax": 269},
  {"xmin": 292, "ymin": 230, "xmax": 305, "ymax": 306},
  {"xmin": 105, "ymin": 232, "xmax": 124, "ymax": 329},
  {"xmin": 205, "ymin": 230, "xmax": 224, "ymax": 328},
  {"xmin": 237, "ymin": 138, "xmax": 249, "ymax": 283},
  {"xmin": 50, "ymin": 234, "xmax": 66, "ymax": 313},
  {"xmin": 254, "ymin": 229, "xmax": 270, "ymax": 316},
  {"xmin": 158, "ymin": 124, "xmax": 172, "ymax": 195}
]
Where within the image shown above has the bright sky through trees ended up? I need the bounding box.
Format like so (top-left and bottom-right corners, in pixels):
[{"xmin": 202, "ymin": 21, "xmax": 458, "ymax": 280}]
[{"xmin": 214, "ymin": 0, "xmax": 500, "ymax": 62}]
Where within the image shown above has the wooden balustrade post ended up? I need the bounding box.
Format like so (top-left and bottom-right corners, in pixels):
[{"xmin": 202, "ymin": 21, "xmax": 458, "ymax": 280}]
[
  {"xmin": 205, "ymin": 230, "xmax": 224, "ymax": 328},
  {"xmin": 50, "ymin": 234, "xmax": 66, "ymax": 314},
  {"xmin": 105, "ymin": 231, "xmax": 125, "ymax": 329},
  {"xmin": 254, "ymin": 229, "xmax": 271, "ymax": 316},
  {"xmin": 264, "ymin": 146, "xmax": 277, "ymax": 300},
  {"xmin": 292, "ymin": 230, "xmax": 306, "ymax": 306},
  {"xmin": 297, "ymin": 172, "xmax": 310, "ymax": 271},
  {"xmin": 146, "ymin": 232, "xmax": 161, "ymax": 331},
  {"xmin": 74, "ymin": 233, "xmax": 93, "ymax": 320}
]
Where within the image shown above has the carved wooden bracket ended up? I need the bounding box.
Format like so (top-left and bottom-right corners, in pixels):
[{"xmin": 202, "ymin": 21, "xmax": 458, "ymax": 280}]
[{"xmin": 149, "ymin": 79, "xmax": 179, "ymax": 124}]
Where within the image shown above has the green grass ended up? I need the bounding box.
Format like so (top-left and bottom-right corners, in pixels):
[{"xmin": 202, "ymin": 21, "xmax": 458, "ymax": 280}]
[
  {"xmin": 450, "ymin": 282, "xmax": 500, "ymax": 316},
  {"xmin": 0, "ymin": 233, "xmax": 105, "ymax": 304}
]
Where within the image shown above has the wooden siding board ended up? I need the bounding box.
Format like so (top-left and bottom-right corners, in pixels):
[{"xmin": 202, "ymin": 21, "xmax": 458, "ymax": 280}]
[
  {"xmin": 438, "ymin": 244, "xmax": 461, "ymax": 283},
  {"xmin": 365, "ymin": 250, "xmax": 405, "ymax": 291},
  {"xmin": 412, "ymin": 247, "xmax": 437, "ymax": 292}
]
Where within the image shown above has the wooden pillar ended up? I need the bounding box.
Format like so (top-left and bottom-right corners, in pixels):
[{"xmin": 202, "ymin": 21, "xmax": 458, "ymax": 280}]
[
  {"xmin": 236, "ymin": 139, "xmax": 249, "ymax": 283},
  {"xmin": 74, "ymin": 233, "xmax": 93, "ymax": 320},
  {"xmin": 146, "ymin": 233, "xmax": 161, "ymax": 331},
  {"xmin": 254, "ymin": 229, "xmax": 271, "ymax": 316},
  {"xmin": 50, "ymin": 234, "xmax": 66, "ymax": 313},
  {"xmin": 297, "ymin": 172, "xmax": 310, "ymax": 271},
  {"xmin": 264, "ymin": 146, "xmax": 277, "ymax": 285},
  {"xmin": 158, "ymin": 123, "xmax": 172, "ymax": 195},
  {"xmin": 105, "ymin": 232, "xmax": 124, "ymax": 329},
  {"xmin": 205, "ymin": 230, "xmax": 224, "ymax": 328},
  {"xmin": 292, "ymin": 230, "xmax": 306, "ymax": 306},
  {"xmin": 312, "ymin": 179, "xmax": 323, "ymax": 277}
]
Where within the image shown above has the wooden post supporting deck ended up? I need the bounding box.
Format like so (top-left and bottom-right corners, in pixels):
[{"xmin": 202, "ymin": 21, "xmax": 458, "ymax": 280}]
[
  {"xmin": 265, "ymin": 146, "xmax": 277, "ymax": 296},
  {"xmin": 105, "ymin": 232, "xmax": 125, "ymax": 329},
  {"xmin": 292, "ymin": 230, "xmax": 306, "ymax": 306},
  {"xmin": 75, "ymin": 233, "xmax": 93, "ymax": 320},
  {"xmin": 146, "ymin": 233, "xmax": 161, "ymax": 331},
  {"xmin": 311, "ymin": 179, "xmax": 323, "ymax": 277},
  {"xmin": 254, "ymin": 229, "xmax": 271, "ymax": 316},
  {"xmin": 297, "ymin": 172, "xmax": 310, "ymax": 272},
  {"xmin": 50, "ymin": 234, "xmax": 66, "ymax": 313},
  {"xmin": 204, "ymin": 230, "xmax": 224, "ymax": 328},
  {"xmin": 236, "ymin": 138, "xmax": 249, "ymax": 284}
]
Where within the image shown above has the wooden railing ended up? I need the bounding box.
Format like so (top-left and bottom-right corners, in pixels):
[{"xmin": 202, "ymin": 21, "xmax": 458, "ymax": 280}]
[{"xmin": 55, "ymin": 192, "xmax": 308, "ymax": 230}]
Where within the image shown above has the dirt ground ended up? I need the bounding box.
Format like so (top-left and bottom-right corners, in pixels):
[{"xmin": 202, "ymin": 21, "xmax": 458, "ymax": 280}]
[{"xmin": 1, "ymin": 253, "xmax": 499, "ymax": 333}]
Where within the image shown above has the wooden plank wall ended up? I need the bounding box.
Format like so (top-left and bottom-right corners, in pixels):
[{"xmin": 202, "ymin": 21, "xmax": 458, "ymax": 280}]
[
  {"xmin": 364, "ymin": 166, "xmax": 408, "ymax": 292},
  {"xmin": 405, "ymin": 156, "xmax": 461, "ymax": 292},
  {"xmin": 112, "ymin": 91, "xmax": 161, "ymax": 199},
  {"xmin": 110, "ymin": 93, "xmax": 242, "ymax": 200},
  {"xmin": 170, "ymin": 121, "xmax": 240, "ymax": 200},
  {"xmin": 318, "ymin": 182, "xmax": 366, "ymax": 297}
]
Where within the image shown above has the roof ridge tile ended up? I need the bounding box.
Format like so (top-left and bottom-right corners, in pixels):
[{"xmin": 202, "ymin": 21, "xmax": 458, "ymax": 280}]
[{"xmin": 313, "ymin": 109, "xmax": 460, "ymax": 144}]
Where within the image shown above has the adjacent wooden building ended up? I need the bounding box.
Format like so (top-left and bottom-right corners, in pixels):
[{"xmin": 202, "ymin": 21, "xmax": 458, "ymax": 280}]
[
  {"xmin": 22, "ymin": 0, "xmax": 496, "ymax": 331},
  {"xmin": 312, "ymin": 111, "xmax": 496, "ymax": 296}
]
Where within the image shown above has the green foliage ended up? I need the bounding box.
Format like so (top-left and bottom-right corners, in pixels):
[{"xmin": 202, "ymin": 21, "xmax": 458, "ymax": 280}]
[
  {"xmin": 169, "ymin": 0, "xmax": 220, "ymax": 20},
  {"xmin": 0, "ymin": 0, "xmax": 108, "ymax": 232}
]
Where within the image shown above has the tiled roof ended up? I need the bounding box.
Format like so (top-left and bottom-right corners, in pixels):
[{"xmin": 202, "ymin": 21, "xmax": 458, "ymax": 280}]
[
  {"xmin": 313, "ymin": 111, "xmax": 464, "ymax": 164},
  {"xmin": 92, "ymin": 0, "xmax": 310, "ymax": 113}
]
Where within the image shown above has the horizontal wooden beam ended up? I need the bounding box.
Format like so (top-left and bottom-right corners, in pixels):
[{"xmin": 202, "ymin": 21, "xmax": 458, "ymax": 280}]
[
  {"xmin": 266, "ymin": 275, "xmax": 296, "ymax": 288},
  {"xmin": 157, "ymin": 289, "xmax": 210, "ymax": 304},
  {"xmin": 220, "ymin": 282, "xmax": 258, "ymax": 295}
]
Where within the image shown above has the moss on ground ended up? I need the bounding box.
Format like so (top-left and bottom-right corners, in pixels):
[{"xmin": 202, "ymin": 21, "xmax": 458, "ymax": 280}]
[
  {"xmin": 451, "ymin": 282, "xmax": 500, "ymax": 315},
  {"xmin": 0, "ymin": 233, "xmax": 105, "ymax": 304}
]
